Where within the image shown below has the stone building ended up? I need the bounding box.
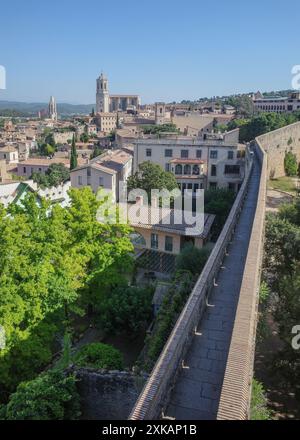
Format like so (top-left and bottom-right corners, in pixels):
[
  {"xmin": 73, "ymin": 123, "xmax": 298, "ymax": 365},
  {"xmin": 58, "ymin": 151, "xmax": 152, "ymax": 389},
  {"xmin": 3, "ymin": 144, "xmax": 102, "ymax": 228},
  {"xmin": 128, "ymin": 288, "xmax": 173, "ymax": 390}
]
[
  {"xmin": 70, "ymin": 149, "xmax": 133, "ymax": 202},
  {"xmin": 253, "ymin": 91, "xmax": 300, "ymax": 114},
  {"xmin": 133, "ymin": 129, "xmax": 246, "ymax": 192},
  {"xmin": 96, "ymin": 73, "xmax": 140, "ymax": 113},
  {"xmin": 48, "ymin": 96, "xmax": 58, "ymax": 121},
  {"xmin": 94, "ymin": 112, "xmax": 117, "ymax": 134}
]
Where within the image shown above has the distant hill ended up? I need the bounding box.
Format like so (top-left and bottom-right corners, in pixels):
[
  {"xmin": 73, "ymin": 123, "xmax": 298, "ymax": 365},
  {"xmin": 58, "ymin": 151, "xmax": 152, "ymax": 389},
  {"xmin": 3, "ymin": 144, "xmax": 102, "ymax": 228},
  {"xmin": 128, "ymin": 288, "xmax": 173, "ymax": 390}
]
[{"xmin": 0, "ymin": 101, "xmax": 95, "ymax": 115}]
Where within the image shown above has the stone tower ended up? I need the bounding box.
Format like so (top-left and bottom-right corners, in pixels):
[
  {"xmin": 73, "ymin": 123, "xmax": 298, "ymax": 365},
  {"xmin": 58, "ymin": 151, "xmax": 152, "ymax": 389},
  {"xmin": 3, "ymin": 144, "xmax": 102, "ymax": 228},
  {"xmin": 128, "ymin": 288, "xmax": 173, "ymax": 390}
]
[
  {"xmin": 48, "ymin": 96, "xmax": 58, "ymax": 121},
  {"xmin": 155, "ymin": 102, "xmax": 166, "ymax": 125},
  {"xmin": 96, "ymin": 73, "xmax": 110, "ymax": 113}
]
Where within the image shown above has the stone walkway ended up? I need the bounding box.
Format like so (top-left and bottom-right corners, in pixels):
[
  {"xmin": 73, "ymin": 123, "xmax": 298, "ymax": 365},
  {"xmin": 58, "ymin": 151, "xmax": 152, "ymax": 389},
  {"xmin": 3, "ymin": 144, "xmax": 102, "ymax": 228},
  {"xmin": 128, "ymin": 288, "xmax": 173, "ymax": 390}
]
[{"xmin": 165, "ymin": 157, "xmax": 261, "ymax": 420}]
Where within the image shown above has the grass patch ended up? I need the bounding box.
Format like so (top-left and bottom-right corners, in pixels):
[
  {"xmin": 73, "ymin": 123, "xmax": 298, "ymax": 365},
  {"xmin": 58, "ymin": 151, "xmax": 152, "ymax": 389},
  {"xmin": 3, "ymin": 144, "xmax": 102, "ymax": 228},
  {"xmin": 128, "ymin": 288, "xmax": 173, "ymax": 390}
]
[{"xmin": 267, "ymin": 176, "xmax": 298, "ymax": 194}]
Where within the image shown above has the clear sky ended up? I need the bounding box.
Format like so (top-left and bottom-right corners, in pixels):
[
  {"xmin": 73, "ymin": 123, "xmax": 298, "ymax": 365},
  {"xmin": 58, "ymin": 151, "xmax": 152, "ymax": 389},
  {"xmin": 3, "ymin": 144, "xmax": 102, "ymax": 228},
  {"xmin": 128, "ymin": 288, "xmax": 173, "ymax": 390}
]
[{"xmin": 0, "ymin": 0, "xmax": 300, "ymax": 104}]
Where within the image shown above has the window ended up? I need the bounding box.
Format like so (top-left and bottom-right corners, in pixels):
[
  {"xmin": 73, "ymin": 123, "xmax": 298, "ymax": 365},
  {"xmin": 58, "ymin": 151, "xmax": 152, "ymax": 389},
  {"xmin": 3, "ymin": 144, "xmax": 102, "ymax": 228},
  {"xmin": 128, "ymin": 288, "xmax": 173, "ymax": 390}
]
[
  {"xmin": 211, "ymin": 164, "xmax": 217, "ymax": 176},
  {"xmin": 23, "ymin": 167, "xmax": 26, "ymax": 174},
  {"xmin": 181, "ymin": 149, "xmax": 189, "ymax": 158},
  {"xmin": 78, "ymin": 176, "xmax": 83, "ymax": 185},
  {"xmin": 192, "ymin": 165, "xmax": 200, "ymax": 175},
  {"xmin": 87, "ymin": 168, "xmax": 91, "ymax": 177},
  {"xmin": 175, "ymin": 164, "xmax": 182, "ymax": 175},
  {"xmin": 209, "ymin": 182, "xmax": 217, "ymax": 189},
  {"xmin": 228, "ymin": 151, "xmax": 234, "ymax": 160},
  {"xmin": 99, "ymin": 177, "xmax": 104, "ymax": 186},
  {"xmin": 224, "ymin": 165, "xmax": 240, "ymax": 174},
  {"xmin": 165, "ymin": 163, "xmax": 170, "ymax": 172},
  {"xmin": 228, "ymin": 183, "xmax": 235, "ymax": 191},
  {"xmin": 151, "ymin": 233, "xmax": 158, "ymax": 249},
  {"xmin": 196, "ymin": 149, "xmax": 202, "ymax": 158},
  {"xmin": 187, "ymin": 183, "xmax": 193, "ymax": 190},
  {"xmin": 194, "ymin": 183, "xmax": 199, "ymax": 192},
  {"xmin": 146, "ymin": 148, "xmax": 152, "ymax": 157},
  {"xmin": 3, "ymin": 154, "xmax": 6, "ymax": 159},
  {"xmin": 165, "ymin": 149, "xmax": 173, "ymax": 157},
  {"xmin": 184, "ymin": 164, "xmax": 191, "ymax": 175},
  {"xmin": 165, "ymin": 236, "xmax": 173, "ymax": 252},
  {"xmin": 210, "ymin": 150, "xmax": 218, "ymax": 159}
]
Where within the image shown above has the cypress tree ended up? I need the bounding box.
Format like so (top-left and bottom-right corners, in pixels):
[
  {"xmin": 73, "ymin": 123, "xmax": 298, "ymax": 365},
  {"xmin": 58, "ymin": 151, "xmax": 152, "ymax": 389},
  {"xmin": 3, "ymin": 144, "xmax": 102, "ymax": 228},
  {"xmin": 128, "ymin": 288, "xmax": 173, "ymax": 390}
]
[{"xmin": 70, "ymin": 134, "xmax": 78, "ymax": 170}]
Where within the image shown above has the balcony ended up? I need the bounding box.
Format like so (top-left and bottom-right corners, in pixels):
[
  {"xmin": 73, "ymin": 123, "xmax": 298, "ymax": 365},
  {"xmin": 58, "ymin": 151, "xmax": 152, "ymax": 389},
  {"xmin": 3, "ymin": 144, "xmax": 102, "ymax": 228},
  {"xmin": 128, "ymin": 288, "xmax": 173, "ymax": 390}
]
[{"xmin": 170, "ymin": 159, "xmax": 205, "ymax": 178}]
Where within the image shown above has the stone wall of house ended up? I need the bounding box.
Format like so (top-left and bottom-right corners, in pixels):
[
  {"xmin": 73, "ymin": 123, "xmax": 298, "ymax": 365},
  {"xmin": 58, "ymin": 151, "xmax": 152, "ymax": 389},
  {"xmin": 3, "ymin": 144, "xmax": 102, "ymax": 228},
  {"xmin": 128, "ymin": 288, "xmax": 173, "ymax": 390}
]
[
  {"xmin": 256, "ymin": 121, "xmax": 300, "ymax": 178},
  {"xmin": 74, "ymin": 368, "xmax": 147, "ymax": 420}
]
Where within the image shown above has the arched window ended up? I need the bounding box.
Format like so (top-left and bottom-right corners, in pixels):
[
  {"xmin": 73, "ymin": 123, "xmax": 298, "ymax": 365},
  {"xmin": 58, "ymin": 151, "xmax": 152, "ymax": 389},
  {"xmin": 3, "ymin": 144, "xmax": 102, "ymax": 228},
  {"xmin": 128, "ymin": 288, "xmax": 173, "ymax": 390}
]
[
  {"xmin": 192, "ymin": 165, "xmax": 200, "ymax": 175},
  {"xmin": 184, "ymin": 164, "xmax": 191, "ymax": 175},
  {"xmin": 175, "ymin": 164, "xmax": 182, "ymax": 175}
]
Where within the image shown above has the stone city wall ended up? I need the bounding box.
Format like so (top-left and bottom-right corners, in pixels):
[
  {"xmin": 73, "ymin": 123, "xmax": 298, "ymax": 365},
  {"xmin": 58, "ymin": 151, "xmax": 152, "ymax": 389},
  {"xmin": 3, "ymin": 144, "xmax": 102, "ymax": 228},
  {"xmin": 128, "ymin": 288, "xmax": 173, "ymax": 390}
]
[{"xmin": 256, "ymin": 121, "xmax": 300, "ymax": 178}]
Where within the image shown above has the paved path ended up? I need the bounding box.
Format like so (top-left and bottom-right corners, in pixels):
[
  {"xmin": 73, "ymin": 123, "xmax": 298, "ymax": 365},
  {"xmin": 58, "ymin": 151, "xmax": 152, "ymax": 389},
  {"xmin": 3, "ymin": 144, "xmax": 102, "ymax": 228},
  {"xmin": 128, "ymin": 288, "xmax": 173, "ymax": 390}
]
[{"xmin": 165, "ymin": 157, "xmax": 261, "ymax": 420}]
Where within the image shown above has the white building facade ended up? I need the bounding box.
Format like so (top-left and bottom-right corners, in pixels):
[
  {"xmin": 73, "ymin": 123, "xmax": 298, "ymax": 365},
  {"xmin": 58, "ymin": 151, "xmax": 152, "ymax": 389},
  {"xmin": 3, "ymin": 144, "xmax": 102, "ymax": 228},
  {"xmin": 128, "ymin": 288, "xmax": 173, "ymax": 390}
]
[{"xmin": 133, "ymin": 129, "xmax": 246, "ymax": 192}]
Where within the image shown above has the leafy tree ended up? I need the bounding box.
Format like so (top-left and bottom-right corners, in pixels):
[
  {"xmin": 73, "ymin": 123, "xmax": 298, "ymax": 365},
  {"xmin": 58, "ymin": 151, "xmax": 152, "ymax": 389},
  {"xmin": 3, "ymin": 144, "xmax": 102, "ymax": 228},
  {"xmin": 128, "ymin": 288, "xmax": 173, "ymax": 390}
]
[
  {"xmin": 141, "ymin": 124, "xmax": 179, "ymax": 135},
  {"xmin": 227, "ymin": 112, "xmax": 300, "ymax": 143},
  {"xmin": 140, "ymin": 271, "xmax": 195, "ymax": 371},
  {"xmin": 278, "ymin": 198, "xmax": 300, "ymax": 226},
  {"xmin": 99, "ymin": 285, "xmax": 154, "ymax": 335},
  {"xmin": 226, "ymin": 94, "xmax": 254, "ymax": 118},
  {"xmin": 175, "ymin": 245, "xmax": 210, "ymax": 275},
  {"xmin": 70, "ymin": 134, "xmax": 78, "ymax": 170},
  {"xmin": 127, "ymin": 161, "xmax": 178, "ymax": 201},
  {"xmin": 264, "ymin": 214, "xmax": 300, "ymax": 284},
  {"xmin": 284, "ymin": 151, "xmax": 298, "ymax": 176},
  {"xmin": 108, "ymin": 130, "xmax": 116, "ymax": 142},
  {"xmin": 44, "ymin": 132, "xmax": 56, "ymax": 148},
  {"xmin": 32, "ymin": 163, "xmax": 70, "ymax": 188},
  {"xmin": 73, "ymin": 343, "xmax": 123, "ymax": 370},
  {"xmin": 80, "ymin": 132, "xmax": 89, "ymax": 143},
  {"xmin": 0, "ymin": 187, "xmax": 133, "ymax": 397},
  {"xmin": 91, "ymin": 146, "xmax": 104, "ymax": 159},
  {"xmin": 3, "ymin": 371, "xmax": 80, "ymax": 420},
  {"xmin": 204, "ymin": 188, "xmax": 236, "ymax": 237},
  {"xmin": 250, "ymin": 379, "xmax": 272, "ymax": 420}
]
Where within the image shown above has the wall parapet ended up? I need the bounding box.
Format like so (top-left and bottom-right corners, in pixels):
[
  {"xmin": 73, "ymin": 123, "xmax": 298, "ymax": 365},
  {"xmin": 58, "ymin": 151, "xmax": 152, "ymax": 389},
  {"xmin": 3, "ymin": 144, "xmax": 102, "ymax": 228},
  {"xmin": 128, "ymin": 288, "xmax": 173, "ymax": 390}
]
[
  {"xmin": 129, "ymin": 152, "xmax": 254, "ymax": 420},
  {"xmin": 217, "ymin": 139, "xmax": 267, "ymax": 419}
]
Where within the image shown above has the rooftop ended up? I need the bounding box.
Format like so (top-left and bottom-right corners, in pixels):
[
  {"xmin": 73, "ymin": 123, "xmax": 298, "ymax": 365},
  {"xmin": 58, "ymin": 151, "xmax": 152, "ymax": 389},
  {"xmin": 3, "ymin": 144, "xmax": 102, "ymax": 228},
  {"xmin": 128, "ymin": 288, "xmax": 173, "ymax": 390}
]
[{"xmin": 131, "ymin": 206, "xmax": 215, "ymax": 239}]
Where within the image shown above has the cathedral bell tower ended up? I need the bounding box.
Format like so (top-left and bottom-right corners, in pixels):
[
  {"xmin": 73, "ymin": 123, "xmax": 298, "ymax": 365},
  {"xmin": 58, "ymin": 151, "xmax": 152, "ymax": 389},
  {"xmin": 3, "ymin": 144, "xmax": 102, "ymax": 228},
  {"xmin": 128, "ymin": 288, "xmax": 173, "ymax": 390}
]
[{"xmin": 96, "ymin": 73, "xmax": 110, "ymax": 113}]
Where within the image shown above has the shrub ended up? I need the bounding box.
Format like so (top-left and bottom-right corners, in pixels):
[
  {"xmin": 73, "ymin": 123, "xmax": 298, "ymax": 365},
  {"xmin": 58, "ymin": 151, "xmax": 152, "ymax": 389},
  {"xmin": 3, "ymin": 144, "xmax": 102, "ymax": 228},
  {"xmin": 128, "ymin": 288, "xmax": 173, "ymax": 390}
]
[
  {"xmin": 250, "ymin": 379, "xmax": 272, "ymax": 420},
  {"xmin": 175, "ymin": 245, "xmax": 210, "ymax": 275},
  {"xmin": 2, "ymin": 371, "xmax": 80, "ymax": 420},
  {"xmin": 73, "ymin": 342, "xmax": 123, "ymax": 370},
  {"xmin": 284, "ymin": 152, "xmax": 298, "ymax": 176},
  {"xmin": 99, "ymin": 285, "xmax": 154, "ymax": 336}
]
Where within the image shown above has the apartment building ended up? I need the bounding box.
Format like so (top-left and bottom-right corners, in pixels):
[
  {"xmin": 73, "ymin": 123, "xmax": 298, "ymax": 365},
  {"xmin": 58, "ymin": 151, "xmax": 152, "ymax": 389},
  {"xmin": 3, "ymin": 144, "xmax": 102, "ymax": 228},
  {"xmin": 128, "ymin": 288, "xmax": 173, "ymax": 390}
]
[
  {"xmin": 0, "ymin": 146, "xmax": 19, "ymax": 164},
  {"xmin": 133, "ymin": 129, "xmax": 245, "ymax": 192},
  {"xmin": 94, "ymin": 112, "xmax": 117, "ymax": 134},
  {"xmin": 253, "ymin": 91, "xmax": 300, "ymax": 113},
  {"xmin": 70, "ymin": 149, "xmax": 133, "ymax": 202}
]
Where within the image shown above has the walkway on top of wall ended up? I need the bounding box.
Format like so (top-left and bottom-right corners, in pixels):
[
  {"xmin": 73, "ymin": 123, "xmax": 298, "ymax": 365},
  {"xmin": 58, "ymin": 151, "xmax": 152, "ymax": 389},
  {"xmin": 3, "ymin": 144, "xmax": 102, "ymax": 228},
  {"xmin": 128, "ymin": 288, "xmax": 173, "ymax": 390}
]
[{"xmin": 164, "ymin": 155, "xmax": 261, "ymax": 420}]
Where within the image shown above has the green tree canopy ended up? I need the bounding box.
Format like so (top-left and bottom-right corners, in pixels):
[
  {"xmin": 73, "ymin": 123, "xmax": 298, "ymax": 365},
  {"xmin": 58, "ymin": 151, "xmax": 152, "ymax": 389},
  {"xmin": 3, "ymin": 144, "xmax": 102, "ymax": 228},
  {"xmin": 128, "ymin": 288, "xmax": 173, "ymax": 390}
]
[
  {"xmin": 127, "ymin": 161, "xmax": 178, "ymax": 201},
  {"xmin": 0, "ymin": 187, "xmax": 133, "ymax": 396},
  {"xmin": 98, "ymin": 285, "xmax": 154, "ymax": 335},
  {"xmin": 284, "ymin": 151, "xmax": 298, "ymax": 176},
  {"xmin": 31, "ymin": 163, "xmax": 70, "ymax": 188},
  {"xmin": 175, "ymin": 244, "xmax": 210, "ymax": 275},
  {"xmin": 73, "ymin": 342, "xmax": 123, "ymax": 370},
  {"xmin": 3, "ymin": 371, "xmax": 80, "ymax": 420}
]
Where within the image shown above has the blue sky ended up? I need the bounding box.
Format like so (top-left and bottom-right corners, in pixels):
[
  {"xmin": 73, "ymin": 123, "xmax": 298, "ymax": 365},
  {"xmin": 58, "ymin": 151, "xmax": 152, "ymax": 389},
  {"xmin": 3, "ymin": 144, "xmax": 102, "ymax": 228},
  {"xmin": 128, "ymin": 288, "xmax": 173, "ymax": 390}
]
[{"xmin": 0, "ymin": 0, "xmax": 299, "ymax": 104}]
